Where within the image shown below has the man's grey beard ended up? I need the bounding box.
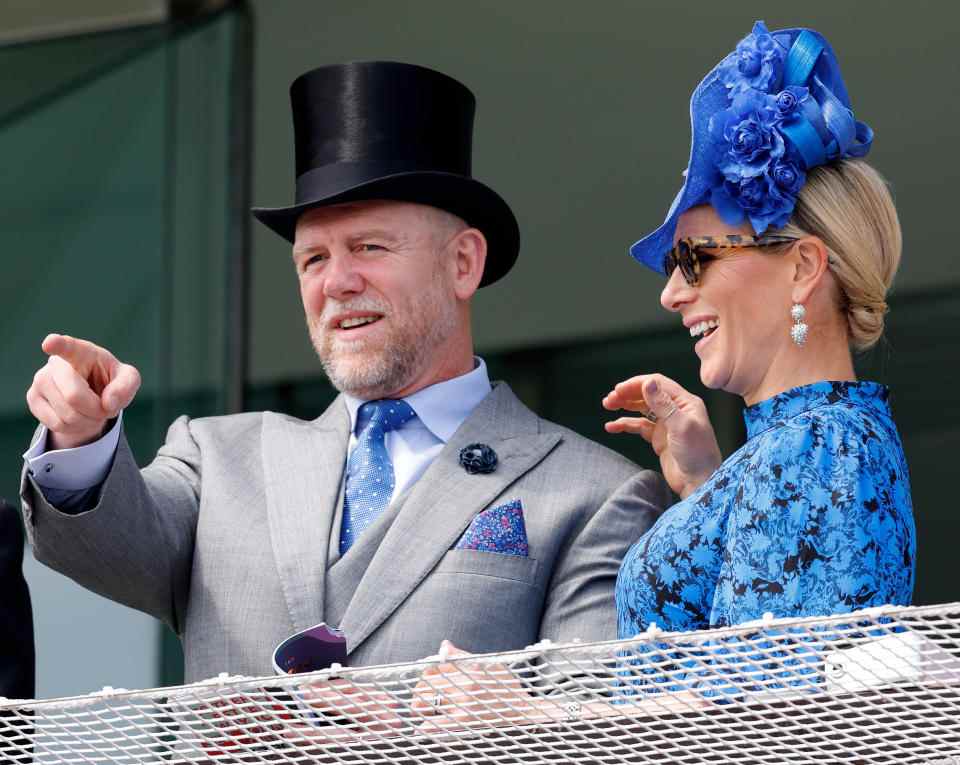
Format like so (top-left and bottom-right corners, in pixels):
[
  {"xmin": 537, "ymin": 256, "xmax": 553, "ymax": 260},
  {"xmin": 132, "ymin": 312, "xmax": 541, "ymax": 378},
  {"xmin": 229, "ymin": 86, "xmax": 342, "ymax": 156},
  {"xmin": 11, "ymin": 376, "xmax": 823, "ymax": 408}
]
[{"xmin": 307, "ymin": 280, "xmax": 459, "ymax": 400}]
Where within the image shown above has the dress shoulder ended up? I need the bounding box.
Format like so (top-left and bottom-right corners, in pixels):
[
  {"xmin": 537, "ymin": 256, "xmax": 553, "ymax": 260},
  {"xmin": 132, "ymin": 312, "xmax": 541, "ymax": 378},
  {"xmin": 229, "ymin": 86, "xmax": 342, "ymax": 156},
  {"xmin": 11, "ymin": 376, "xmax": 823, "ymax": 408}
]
[{"xmin": 713, "ymin": 399, "xmax": 915, "ymax": 625}]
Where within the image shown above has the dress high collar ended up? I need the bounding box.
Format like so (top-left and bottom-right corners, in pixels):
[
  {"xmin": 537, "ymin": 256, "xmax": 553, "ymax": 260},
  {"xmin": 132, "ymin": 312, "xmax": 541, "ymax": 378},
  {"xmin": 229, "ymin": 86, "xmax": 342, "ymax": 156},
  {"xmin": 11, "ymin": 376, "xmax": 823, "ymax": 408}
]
[{"xmin": 743, "ymin": 380, "xmax": 891, "ymax": 441}]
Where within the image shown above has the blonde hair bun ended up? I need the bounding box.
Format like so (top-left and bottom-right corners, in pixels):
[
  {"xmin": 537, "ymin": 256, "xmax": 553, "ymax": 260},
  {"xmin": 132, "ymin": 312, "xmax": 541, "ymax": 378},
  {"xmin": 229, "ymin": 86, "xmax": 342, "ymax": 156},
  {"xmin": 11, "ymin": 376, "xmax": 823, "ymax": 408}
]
[{"xmin": 777, "ymin": 160, "xmax": 901, "ymax": 351}]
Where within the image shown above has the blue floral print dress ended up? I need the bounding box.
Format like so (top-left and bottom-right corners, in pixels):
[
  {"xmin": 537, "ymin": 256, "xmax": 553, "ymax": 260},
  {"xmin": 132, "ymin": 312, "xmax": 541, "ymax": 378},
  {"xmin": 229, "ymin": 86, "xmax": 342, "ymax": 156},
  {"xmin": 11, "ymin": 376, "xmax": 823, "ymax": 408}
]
[{"xmin": 616, "ymin": 381, "xmax": 916, "ymax": 639}]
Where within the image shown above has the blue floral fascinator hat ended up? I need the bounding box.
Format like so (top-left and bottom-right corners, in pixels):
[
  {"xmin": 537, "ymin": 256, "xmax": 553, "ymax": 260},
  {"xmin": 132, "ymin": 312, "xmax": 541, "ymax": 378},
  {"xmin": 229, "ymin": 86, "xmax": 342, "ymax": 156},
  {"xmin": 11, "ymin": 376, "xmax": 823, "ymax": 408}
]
[{"xmin": 630, "ymin": 21, "xmax": 873, "ymax": 274}]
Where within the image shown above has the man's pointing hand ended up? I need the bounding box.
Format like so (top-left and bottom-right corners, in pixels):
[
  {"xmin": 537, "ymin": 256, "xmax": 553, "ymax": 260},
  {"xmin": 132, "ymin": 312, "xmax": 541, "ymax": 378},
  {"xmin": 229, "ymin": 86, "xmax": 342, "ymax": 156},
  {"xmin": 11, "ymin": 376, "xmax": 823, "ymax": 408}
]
[{"xmin": 26, "ymin": 334, "xmax": 141, "ymax": 450}]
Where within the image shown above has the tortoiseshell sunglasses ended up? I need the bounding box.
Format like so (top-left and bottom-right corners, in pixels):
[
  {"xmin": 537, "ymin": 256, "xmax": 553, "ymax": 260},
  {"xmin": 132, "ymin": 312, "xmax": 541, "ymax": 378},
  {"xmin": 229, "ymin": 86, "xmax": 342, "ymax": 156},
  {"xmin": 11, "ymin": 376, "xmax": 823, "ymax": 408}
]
[{"xmin": 664, "ymin": 234, "xmax": 798, "ymax": 287}]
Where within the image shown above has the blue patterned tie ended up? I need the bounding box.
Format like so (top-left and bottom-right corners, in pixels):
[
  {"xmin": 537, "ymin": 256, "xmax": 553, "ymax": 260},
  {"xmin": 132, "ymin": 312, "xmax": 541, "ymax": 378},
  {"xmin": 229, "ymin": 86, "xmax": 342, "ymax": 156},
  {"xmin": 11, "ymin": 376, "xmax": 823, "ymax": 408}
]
[{"xmin": 339, "ymin": 399, "xmax": 416, "ymax": 554}]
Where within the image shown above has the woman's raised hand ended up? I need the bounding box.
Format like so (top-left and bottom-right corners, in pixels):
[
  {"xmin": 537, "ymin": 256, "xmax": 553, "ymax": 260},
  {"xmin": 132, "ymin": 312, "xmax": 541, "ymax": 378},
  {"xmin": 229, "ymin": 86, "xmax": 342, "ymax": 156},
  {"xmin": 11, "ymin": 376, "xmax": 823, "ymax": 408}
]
[{"xmin": 603, "ymin": 374, "xmax": 722, "ymax": 499}]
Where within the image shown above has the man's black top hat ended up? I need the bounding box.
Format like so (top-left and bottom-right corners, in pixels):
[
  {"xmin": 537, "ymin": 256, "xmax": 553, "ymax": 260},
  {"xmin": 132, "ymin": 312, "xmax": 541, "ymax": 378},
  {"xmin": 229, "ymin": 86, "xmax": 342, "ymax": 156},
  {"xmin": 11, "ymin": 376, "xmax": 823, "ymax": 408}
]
[{"xmin": 252, "ymin": 61, "xmax": 520, "ymax": 287}]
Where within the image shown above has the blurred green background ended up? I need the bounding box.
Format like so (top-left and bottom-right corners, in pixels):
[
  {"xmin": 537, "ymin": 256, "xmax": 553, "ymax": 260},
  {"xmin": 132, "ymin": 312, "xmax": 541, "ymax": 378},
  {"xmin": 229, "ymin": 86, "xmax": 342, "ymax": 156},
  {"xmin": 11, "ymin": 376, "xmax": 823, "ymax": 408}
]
[{"xmin": 2, "ymin": 0, "xmax": 957, "ymax": 696}]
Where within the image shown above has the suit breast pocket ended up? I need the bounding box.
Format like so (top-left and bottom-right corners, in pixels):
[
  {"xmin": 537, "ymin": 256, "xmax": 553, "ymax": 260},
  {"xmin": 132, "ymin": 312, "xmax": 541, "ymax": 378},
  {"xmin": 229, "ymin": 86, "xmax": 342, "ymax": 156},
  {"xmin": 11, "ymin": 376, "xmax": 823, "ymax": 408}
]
[{"xmin": 434, "ymin": 549, "xmax": 540, "ymax": 586}]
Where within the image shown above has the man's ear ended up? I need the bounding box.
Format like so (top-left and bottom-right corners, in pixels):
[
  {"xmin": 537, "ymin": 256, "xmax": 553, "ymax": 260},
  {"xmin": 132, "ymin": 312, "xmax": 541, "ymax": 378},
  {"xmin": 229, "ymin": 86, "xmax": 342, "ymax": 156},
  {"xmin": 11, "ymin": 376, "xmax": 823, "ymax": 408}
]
[
  {"xmin": 790, "ymin": 236, "xmax": 831, "ymax": 305},
  {"xmin": 450, "ymin": 228, "xmax": 487, "ymax": 300}
]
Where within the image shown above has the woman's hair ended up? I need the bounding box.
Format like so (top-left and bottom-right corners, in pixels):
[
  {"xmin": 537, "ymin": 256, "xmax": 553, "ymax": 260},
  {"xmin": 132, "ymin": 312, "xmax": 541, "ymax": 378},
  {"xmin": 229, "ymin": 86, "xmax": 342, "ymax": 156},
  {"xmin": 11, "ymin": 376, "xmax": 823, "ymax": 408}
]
[{"xmin": 776, "ymin": 159, "xmax": 902, "ymax": 352}]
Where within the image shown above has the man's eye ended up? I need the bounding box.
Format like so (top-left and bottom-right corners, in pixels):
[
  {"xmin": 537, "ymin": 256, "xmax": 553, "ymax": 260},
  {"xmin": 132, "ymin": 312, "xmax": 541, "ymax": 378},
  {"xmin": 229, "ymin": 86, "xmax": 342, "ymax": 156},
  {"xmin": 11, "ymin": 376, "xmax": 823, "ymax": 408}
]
[
  {"xmin": 357, "ymin": 243, "xmax": 385, "ymax": 253},
  {"xmin": 302, "ymin": 253, "xmax": 327, "ymax": 269}
]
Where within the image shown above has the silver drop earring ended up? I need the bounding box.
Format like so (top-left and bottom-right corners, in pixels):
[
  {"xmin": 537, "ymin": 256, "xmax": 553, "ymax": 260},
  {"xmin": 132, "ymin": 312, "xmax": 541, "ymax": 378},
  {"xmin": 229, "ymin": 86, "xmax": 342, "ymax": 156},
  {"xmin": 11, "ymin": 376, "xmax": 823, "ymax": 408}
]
[{"xmin": 790, "ymin": 303, "xmax": 808, "ymax": 347}]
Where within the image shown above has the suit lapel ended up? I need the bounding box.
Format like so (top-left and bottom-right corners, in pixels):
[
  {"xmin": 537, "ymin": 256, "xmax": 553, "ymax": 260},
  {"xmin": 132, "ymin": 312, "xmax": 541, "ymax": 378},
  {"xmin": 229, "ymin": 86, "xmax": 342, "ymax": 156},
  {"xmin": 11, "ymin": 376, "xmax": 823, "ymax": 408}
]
[
  {"xmin": 339, "ymin": 383, "xmax": 562, "ymax": 654},
  {"xmin": 323, "ymin": 486, "xmax": 412, "ymax": 627},
  {"xmin": 261, "ymin": 399, "xmax": 349, "ymax": 633}
]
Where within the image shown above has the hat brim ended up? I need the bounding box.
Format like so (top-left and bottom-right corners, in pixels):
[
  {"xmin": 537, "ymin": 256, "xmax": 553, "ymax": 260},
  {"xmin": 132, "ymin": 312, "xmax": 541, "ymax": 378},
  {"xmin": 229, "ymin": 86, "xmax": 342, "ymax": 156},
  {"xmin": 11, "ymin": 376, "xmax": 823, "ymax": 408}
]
[
  {"xmin": 628, "ymin": 70, "xmax": 726, "ymax": 275},
  {"xmin": 628, "ymin": 181, "xmax": 702, "ymax": 276},
  {"xmin": 252, "ymin": 171, "xmax": 520, "ymax": 288}
]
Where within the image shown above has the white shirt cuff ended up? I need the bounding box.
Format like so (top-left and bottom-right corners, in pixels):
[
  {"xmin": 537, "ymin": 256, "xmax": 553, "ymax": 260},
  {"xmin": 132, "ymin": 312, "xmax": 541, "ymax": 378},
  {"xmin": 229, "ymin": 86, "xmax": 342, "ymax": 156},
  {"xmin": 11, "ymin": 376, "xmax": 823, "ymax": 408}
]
[{"xmin": 23, "ymin": 414, "xmax": 123, "ymax": 491}]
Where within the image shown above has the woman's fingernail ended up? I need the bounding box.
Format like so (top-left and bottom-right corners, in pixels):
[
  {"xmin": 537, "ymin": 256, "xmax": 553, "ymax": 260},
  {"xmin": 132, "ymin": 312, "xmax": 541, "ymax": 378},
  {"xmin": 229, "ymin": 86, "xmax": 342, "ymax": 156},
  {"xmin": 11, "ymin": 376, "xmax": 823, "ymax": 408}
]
[{"xmin": 648, "ymin": 380, "xmax": 659, "ymax": 395}]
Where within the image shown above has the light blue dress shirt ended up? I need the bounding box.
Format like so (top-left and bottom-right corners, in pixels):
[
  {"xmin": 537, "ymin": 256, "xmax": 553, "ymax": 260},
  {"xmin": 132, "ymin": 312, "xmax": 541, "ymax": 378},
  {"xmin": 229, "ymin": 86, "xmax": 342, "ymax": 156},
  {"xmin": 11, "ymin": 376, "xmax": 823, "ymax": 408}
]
[
  {"xmin": 342, "ymin": 358, "xmax": 491, "ymax": 503},
  {"xmin": 24, "ymin": 359, "xmax": 492, "ymax": 510}
]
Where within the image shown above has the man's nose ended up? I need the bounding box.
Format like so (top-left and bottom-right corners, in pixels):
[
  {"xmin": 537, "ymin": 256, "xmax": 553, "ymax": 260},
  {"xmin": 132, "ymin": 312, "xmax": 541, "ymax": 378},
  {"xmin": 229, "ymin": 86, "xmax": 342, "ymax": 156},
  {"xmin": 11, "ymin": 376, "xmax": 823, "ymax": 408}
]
[
  {"xmin": 660, "ymin": 267, "xmax": 697, "ymax": 312},
  {"xmin": 323, "ymin": 253, "xmax": 365, "ymax": 298}
]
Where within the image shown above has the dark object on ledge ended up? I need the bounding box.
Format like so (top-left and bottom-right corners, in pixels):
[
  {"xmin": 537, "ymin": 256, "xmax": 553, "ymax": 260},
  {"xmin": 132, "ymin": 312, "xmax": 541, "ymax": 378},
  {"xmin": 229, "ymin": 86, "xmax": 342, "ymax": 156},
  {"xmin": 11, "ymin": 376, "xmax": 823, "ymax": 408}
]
[{"xmin": 1, "ymin": 499, "xmax": 35, "ymax": 700}]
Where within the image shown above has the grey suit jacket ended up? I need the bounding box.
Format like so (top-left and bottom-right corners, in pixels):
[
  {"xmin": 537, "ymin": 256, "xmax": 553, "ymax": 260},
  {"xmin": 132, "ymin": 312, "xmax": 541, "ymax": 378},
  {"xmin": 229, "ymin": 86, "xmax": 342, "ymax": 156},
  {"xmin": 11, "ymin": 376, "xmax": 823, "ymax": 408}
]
[{"xmin": 21, "ymin": 383, "xmax": 670, "ymax": 682}]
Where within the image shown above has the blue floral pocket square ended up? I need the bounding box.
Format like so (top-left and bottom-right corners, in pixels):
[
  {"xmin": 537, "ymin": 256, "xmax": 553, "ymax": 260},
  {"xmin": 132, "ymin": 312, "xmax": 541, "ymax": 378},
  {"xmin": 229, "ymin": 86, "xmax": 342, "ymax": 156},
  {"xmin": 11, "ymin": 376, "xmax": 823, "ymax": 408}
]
[{"xmin": 454, "ymin": 499, "xmax": 529, "ymax": 557}]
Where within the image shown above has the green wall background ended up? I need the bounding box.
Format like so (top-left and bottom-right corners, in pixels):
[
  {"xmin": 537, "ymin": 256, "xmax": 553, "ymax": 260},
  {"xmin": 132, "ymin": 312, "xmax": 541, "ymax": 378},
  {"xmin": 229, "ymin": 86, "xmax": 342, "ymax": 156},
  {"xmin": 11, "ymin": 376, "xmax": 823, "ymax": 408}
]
[
  {"xmin": 247, "ymin": 0, "xmax": 960, "ymax": 383},
  {"xmin": 0, "ymin": 14, "xmax": 238, "ymax": 696}
]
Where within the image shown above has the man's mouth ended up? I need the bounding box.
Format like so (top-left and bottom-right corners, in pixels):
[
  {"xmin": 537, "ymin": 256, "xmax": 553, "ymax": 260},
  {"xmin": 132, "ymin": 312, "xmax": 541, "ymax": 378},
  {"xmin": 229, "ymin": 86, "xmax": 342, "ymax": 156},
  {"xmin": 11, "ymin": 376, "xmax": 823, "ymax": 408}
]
[{"xmin": 336, "ymin": 314, "xmax": 383, "ymax": 330}]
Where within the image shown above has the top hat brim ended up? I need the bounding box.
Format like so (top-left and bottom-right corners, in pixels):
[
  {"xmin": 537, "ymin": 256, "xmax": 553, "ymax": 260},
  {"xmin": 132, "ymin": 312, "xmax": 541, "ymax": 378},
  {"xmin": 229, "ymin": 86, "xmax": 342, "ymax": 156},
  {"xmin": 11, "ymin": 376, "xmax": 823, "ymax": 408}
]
[{"xmin": 252, "ymin": 171, "xmax": 520, "ymax": 288}]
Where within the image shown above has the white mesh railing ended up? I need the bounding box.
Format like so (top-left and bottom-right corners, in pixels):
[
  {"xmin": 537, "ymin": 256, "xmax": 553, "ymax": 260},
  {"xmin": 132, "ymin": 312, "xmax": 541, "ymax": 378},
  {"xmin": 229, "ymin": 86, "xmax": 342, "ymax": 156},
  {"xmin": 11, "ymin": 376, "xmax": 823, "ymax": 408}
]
[{"xmin": 3, "ymin": 602, "xmax": 960, "ymax": 764}]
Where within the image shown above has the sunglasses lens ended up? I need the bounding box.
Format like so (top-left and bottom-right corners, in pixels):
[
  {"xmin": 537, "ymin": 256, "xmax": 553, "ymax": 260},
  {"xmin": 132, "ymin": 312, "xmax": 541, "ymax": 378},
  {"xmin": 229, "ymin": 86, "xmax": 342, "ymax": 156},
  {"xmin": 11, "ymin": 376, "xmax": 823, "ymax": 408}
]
[
  {"xmin": 675, "ymin": 241, "xmax": 698, "ymax": 285},
  {"xmin": 663, "ymin": 252, "xmax": 676, "ymax": 278}
]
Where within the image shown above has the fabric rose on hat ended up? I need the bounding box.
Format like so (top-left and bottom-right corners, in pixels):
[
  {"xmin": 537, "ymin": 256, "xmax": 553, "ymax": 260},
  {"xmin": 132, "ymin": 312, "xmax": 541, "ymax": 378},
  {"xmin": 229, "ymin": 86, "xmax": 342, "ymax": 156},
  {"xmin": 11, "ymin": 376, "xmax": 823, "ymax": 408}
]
[
  {"xmin": 718, "ymin": 20, "xmax": 785, "ymax": 96},
  {"xmin": 773, "ymin": 86, "xmax": 810, "ymax": 121},
  {"xmin": 712, "ymin": 159, "xmax": 806, "ymax": 233},
  {"xmin": 770, "ymin": 160, "xmax": 805, "ymax": 198},
  {"xmin": 708, "ymin": 90, "xmax": 809, "ymax": 232},
  {"xmin": 710, "ymin": 91, "xmax": 785, "ymax": 182}
]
